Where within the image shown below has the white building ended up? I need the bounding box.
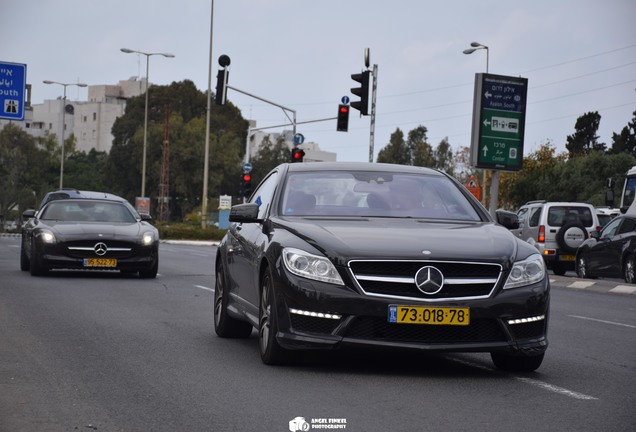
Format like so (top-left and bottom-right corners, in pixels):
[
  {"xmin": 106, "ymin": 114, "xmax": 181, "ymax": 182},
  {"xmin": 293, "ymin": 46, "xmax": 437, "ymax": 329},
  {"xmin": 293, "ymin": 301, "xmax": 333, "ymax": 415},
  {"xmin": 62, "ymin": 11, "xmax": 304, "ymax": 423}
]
[
  {"xmin": 249, "ymin": 127, "xmax": 336, "ymax": 162},
  {"xmin": 0, "ymin": 77, "xmax": 145, "ymax": 153},
  {"xmin": 2, "ymin": 78, "xmax": 336, "ymax": 162}
]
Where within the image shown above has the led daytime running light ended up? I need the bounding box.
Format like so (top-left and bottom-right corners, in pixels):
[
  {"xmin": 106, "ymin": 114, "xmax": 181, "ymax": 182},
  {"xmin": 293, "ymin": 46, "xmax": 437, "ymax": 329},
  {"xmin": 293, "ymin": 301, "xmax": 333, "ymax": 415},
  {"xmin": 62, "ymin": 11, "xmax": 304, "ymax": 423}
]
[
  {"xmin": 507, "ymin": 315, "xmax": 545, "ymax": 325},
  {"xmin": 290, "ymin": 308, "xmax": 341, "ymax": 320}
]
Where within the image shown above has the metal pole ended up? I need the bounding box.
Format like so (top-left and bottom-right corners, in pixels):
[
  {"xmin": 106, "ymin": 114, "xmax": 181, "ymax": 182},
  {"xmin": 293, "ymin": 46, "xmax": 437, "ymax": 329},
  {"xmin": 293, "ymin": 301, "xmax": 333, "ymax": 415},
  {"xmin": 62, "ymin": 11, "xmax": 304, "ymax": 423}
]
[
  {"xmin": 369, "ymin": 64, "xmax": 378, "ymax": 163},
  {"xmin": 141, "ymin": 54, "xmax": 150, "ymax": 198},
  {"xmin": 60, "ymin": 85, "xmax": 67, "ymax": 189},
  {"xmin": 201, "ymin": 0, "xmax": 214, "ymax": 228}
]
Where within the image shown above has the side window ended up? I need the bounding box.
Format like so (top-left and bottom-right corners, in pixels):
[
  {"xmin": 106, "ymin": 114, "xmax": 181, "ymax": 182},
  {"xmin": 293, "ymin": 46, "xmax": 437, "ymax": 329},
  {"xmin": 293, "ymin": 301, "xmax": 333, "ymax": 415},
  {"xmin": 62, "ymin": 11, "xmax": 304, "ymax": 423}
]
[
  {"xmin": 600, "ymin": 217, "xmax": 621, "ymax": 239},
  {"xmin": 249, "ymin": 171, "xmax": 279, "ymax": 219},
  {"xmin": 517, "ymin": 208, "xmax": 528, "ymax": 224},
  {"xmin": 618, "ymin": 218, "xmax": 636, "ymax": 235},
  {"xmin": 528, "ymin": 207, "xmax": 541, "ymax": 227}
]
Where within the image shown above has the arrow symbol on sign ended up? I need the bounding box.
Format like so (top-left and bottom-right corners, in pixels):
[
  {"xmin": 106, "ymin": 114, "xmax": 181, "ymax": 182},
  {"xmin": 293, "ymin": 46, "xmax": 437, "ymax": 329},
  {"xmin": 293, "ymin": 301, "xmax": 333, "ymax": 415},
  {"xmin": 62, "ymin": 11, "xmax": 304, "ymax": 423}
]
[
  {"xmin": 483, "ymin": 119, "xmax": 490, "ymax": 127},
  {"xmin": 482, "ymin": 145, "xmax": 489, "ymax": 157},
  {"xmin": 484, "ymin": 91, "xmax": 492, "ymax": 99}
]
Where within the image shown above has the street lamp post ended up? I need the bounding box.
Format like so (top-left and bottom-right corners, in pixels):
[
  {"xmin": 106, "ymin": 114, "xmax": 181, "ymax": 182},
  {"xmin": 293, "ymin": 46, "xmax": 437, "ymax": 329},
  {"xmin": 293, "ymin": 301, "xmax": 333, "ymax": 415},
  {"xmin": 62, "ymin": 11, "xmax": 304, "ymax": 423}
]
[
  {"xmin": 463, "ymin": 41, "xmax": 489, "ymax": 207},
  {"xmin": 120, "ymin": 48, "xmax": 175, "ymax": 199},
  {"xmin": 43, "ymin": 80, "xmax": 88, "ymax": 189}
]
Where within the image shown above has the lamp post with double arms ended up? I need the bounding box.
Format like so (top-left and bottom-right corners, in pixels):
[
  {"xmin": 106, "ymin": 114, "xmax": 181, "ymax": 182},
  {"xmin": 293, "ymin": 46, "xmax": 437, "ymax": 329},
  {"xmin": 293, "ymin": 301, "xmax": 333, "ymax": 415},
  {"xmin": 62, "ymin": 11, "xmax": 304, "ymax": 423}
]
[
  {"xmin": 120, "ymin": 48, "xmax": 175, "ymax": 199},
  {"xmin": 43, "ymin": 80, "xmax": 88, "ymax": 189}
]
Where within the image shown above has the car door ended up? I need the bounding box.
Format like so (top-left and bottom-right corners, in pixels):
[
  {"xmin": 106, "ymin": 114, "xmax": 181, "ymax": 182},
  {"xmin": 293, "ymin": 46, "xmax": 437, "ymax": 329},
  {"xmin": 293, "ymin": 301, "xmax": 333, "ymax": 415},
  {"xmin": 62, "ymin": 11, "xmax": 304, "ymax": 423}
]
[
  {"xmin": 587, "ymin": 217, "xmax": 622, "ymax": 275},
  {"xmin": 229, "ymin": 171, "xmax": 280, "ymax": 315}
]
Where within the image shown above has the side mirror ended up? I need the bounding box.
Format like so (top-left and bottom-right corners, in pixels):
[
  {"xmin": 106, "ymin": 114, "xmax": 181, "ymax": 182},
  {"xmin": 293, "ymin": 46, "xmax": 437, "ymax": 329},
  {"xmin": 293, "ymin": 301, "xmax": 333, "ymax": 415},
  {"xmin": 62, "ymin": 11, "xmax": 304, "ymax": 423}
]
[
  {"xmin": 229, "ymin": 203, "xmax": 261, "ymax": 223},
  {"xmin": 495, "ymin": 209, "xmax": 519, "ymax": 230}
]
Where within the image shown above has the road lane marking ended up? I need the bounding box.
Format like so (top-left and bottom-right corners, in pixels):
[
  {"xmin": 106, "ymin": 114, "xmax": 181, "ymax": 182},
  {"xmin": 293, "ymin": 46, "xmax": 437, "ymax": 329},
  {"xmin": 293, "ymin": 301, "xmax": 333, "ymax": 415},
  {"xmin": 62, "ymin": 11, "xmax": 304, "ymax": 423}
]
[
  {"xmin": 567, "ymin": 281, "xmax": 596, "ymax": 289},
  {"xmin": 569, "ymin": 315, "xmax": 636, "ymax": 329},
  {"xmin": 451, "ymin": 357, "xmax": 598, "ymax": 400},
  {"xmin": 516, "ymin": 377, "xmax": 598, "ymax": 400},
  {"xmin": 609, "ymin": 285, "xmax": 636, "ymax": 295},
  {"xmin": 195, "ymin": 285, "xmax": 215, "ymax": 293}
]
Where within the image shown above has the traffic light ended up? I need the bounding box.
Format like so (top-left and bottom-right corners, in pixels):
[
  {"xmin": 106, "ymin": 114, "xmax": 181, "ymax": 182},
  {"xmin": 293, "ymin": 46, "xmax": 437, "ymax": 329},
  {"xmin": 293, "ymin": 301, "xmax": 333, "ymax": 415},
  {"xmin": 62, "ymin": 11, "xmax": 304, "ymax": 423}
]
[
  {"xmin": 290, "ymin": 147, "xmax": 305, "ymax": 163},
  {"xmin": 215, "ymin": 67, "xmax": 229, "ymax": 105},
  {"xmin": 350, "ymin": 70, "xmax": 370, "ymax": 115},
  {"xmin": 336, "ymin": 104, "xmax": 349, "ymax": 132},
  {"xmin": 241, "ymin": 172, "xmax": 252, "ymax": 197},
  {"xmin": 215, "ymin": 55, "xmax": 231, "ymax": 105}
]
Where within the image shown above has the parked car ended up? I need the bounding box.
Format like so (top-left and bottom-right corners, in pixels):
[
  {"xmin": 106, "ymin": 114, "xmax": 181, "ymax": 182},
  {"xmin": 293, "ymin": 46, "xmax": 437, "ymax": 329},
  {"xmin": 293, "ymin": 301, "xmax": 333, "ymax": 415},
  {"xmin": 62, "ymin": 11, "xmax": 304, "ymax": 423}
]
[
  {"xmin": 214, "ymin": 162, "xmax": 549, "ymax": 372},
  {"xmin": 21, "ymin": 198, "xmax": 159, "ymax": 278},
  {"xmin": 595, "ymin": 207, "xmax": 621, "ymax": 228},
  {"xmin": 576, "ymin": 214, "xmax": 636, "ymax": 283},
  {"xmin": 512, "ymin": 201, "xmax": 601, "ymax": 275}
]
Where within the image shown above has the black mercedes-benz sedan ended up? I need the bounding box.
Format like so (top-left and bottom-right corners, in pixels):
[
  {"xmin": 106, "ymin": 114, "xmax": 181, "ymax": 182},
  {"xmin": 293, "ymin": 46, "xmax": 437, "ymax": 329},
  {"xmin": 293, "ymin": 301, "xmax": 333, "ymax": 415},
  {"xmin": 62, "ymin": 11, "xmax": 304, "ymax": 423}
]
[
  {"xmin": 21, "ymin": 198, "xmax": 159, "ymax": 278},
  {"xmin": 214, "ymin": 162, "xmax": 549, "ymax": 371}
]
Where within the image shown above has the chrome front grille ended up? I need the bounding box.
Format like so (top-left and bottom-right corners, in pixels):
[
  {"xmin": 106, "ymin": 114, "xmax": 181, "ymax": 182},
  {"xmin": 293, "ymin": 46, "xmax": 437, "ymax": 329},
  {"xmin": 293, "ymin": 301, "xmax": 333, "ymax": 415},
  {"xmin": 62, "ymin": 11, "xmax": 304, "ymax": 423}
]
[{"xmin": 348, "ymin": 260, "xmax": 502, "ymax": 302}]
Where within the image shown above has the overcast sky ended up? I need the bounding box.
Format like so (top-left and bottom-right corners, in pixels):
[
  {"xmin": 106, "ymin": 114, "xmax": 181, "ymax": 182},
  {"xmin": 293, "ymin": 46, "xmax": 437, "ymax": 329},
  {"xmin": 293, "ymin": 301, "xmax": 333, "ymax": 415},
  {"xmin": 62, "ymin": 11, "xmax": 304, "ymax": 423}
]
[{"xmin": 3, "ymin": 0, "xmax": 635, "ymax": 162}]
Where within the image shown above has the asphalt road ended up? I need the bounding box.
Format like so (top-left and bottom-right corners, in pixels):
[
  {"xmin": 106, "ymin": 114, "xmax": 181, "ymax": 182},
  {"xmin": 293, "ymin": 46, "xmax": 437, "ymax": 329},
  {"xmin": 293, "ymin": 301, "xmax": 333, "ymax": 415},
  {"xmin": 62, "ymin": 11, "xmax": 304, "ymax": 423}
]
[{"xmin": 0, "ymin": 236, "xmax": 634, "ymax": 432}]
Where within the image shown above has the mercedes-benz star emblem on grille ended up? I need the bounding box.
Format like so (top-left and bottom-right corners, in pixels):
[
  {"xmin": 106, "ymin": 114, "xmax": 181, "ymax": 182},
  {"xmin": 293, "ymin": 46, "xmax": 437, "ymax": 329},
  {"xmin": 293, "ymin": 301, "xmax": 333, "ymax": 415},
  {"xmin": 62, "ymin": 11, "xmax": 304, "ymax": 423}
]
[
  {"xmin": 414, "ymin": 266, "xmax": 444, "ymax": 295},
  {"xmin": 94, "ymin": 242, "xmax": 108, "ymax": 256}
]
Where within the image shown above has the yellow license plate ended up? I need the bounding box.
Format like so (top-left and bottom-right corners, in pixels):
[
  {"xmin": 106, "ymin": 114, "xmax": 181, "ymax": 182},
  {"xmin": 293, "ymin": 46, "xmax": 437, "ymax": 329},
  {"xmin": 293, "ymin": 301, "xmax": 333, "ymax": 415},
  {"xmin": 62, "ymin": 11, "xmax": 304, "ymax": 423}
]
[
  {"xmin": 83, "ymin": 258, "xmax": 117, "ymax": 267},
  {"xmin": 559, "ymin": 255, "xmax": 575, "ymax": 261},
  {"xmin": 389, "ymin": 305, "xmax": 470, "ymax": 325}
]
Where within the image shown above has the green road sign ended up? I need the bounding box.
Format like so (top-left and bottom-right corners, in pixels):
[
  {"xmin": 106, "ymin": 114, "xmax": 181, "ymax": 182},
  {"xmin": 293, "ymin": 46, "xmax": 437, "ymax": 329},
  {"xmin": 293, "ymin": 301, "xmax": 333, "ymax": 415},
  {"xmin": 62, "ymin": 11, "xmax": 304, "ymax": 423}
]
[{"xmin": 470, "ymin": 73, "xmax": 528, "ymax": 171}]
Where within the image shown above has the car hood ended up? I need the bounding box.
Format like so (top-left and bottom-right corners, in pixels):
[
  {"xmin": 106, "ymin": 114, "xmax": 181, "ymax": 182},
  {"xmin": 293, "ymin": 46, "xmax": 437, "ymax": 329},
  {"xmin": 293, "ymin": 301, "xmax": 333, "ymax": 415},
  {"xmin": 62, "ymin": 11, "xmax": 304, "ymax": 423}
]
[
  {"xmin": 277, "ymin": 217, "xmax": 521, "ymax": 264},
  {"xmin": 44, "ymin": 221, "xmax": 146, "ymax": 241}
]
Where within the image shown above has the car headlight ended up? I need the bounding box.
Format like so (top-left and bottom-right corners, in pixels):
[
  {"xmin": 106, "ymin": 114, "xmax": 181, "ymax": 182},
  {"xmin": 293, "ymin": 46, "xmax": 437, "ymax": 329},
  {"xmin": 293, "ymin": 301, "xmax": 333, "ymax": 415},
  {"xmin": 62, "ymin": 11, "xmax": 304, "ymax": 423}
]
[
  {"xmin": 36, "ymin": 229, "xmax": 56, "ymax": 243},
  {"xmin": 503, "ymin": 254, "xmax": 546, "ymax": 289},
  {"xmin": 141, "ymin": 232, "xmax": 155, "ymax": 246},
  {"xmin": 282, "ymin": 247, "xmax": 344, "ymax": 285}
]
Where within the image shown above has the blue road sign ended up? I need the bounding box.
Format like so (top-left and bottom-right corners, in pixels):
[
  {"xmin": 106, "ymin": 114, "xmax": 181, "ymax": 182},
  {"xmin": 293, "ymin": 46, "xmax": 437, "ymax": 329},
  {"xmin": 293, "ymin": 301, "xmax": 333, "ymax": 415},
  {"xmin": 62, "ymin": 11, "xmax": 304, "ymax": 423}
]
[
  {"xmin": 243, "ymin": 162, "xmax": 253, "ymax": 173},
  {"xmin": 293, "ymin": 133, "xmax": 305, "ymax": 145},
  {"xmin": 0, "ymin": 62, "xmax": 27, "ymax": 121},
  {"xmin": 341, "ymin": 96, "xmax": 350, "ymax": 105}
]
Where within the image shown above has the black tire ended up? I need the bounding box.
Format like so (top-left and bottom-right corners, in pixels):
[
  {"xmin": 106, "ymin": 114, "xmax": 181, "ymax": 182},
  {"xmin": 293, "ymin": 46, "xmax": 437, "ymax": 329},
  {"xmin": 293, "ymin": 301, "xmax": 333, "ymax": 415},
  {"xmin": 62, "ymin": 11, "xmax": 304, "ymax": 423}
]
[
  {"xmin": 139, "ymin": 257, "xmax": 158, "ymax": 279},
  {"xmin": 556, "ymin": 222, "xmax": 587, "ymax": 254},
  {"xmin": 29, "ymin": 240, "xmax": 47, "ymax": 276},
  {"xmin": 259, "ymin": 268, "xmax": 291, "ymax": 365},
  {"xmin": 491, "ymin": 352, "xmax": 545, "ymax": 372},
  {"xmin": 575, "ymin": 253, "xmax": 595, "ymax": 279},
  {"xmin": 20, "ymin": 238, "xmax": 30, "ymax": 271},
  {"xmin": 624, "ymin": 255, "xmax": 636, "ymax": 284},
  {"xmin": 214, "ymin": 264, "xmax": 252, "ymax": 338},
  {"xmin": 552, "ymin": 262, "xmax": 567, "ymax": 276}
]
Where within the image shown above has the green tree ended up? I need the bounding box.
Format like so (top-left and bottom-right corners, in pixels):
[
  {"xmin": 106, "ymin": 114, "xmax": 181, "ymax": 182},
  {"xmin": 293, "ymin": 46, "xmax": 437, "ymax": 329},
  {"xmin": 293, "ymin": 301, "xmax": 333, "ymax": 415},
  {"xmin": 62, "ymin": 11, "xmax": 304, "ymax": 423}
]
[
  {"xmin": 250, "ymin": 135, "xmax": 290, "ymax": 186},
  {"xmin": 408, "ymin": 126, "xmax": 433, "ymax": 167},
  {"xmin": 434, "ymin": 137, "xmax": 454, "ymax": 176},
  {"xmin": 0, "ymin": 124, "xmax": 56, "ymax": 224},
  {"xmin": 377, "ymin": 128, "xmax": 410, "ymax": 165},
  {"xmin": 610, "ymin": 110, "xmax": 636, "ymax": 156},
  {"xmin": 105, "ymin": 80, "xmax": 248, "ymax": 218},
  {"xmin": 566, "ymin": 111, "xmax": 606, "ymax": 156}
]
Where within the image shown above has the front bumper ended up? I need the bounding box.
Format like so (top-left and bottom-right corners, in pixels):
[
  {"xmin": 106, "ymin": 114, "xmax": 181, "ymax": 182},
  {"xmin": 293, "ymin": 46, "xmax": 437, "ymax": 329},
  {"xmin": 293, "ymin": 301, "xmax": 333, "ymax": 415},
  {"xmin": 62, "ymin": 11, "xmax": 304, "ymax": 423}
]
[{"xmin": 271, "ymin": 267, "xmax": 549, "ymax": 356}]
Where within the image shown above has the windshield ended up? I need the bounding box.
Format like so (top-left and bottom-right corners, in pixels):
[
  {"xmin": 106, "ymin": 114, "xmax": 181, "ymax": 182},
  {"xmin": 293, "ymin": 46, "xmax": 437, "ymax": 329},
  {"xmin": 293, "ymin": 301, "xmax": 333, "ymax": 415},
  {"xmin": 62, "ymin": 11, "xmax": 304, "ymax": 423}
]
[
  {"xmin": 40, "ymin": 201, "xmax": 137, "ymax": 223},
  {"xmin": 280, "ymin": 171, "xmax": 481, "ymax": 221}
]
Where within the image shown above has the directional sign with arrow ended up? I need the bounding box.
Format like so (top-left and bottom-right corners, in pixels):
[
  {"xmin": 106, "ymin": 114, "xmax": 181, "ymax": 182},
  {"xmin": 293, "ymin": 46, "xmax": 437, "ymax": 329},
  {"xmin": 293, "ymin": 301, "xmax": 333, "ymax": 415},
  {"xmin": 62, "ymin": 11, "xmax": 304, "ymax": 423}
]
[{"xmin": 470, "ymin": 73, "xmax": 528, "ymax": 171}]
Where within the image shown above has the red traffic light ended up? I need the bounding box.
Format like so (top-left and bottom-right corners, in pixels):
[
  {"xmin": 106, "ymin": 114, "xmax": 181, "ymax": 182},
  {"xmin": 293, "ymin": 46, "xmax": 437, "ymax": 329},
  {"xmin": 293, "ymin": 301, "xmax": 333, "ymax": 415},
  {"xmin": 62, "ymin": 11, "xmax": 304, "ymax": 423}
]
[
  {"xmin": 339, "ymin": 105, "xmax": 349, "ymax": 114},
  {"xmin": 242, "ymin": 173, "xmax": 251, "ymax": 182},
  {"xmin": 290, "ymin": 147, "xmax": 305, "ymax": 163}
]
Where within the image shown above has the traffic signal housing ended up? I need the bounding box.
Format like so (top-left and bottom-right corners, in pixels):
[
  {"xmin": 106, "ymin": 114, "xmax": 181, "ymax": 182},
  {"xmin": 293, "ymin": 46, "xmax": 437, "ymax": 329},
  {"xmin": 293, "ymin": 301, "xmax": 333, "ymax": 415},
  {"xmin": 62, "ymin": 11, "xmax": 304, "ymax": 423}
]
[
  {"xmin": 350, "ymin": 70, "xmax": 370, "ymax": 115},
  {"xmin": 241, "ymin": 172, "xmax": 252, "ymax": 197},
  {"xmin": 215, "ymin": 67, "xmax": 229, "ymax": 105},
  {"xmin": 290, "ymin": 147, "xmax": 305, "ymax": 163},
  {"xmin": 336, "ymin": 104, "xmax": 349, "ymax": 132}
]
